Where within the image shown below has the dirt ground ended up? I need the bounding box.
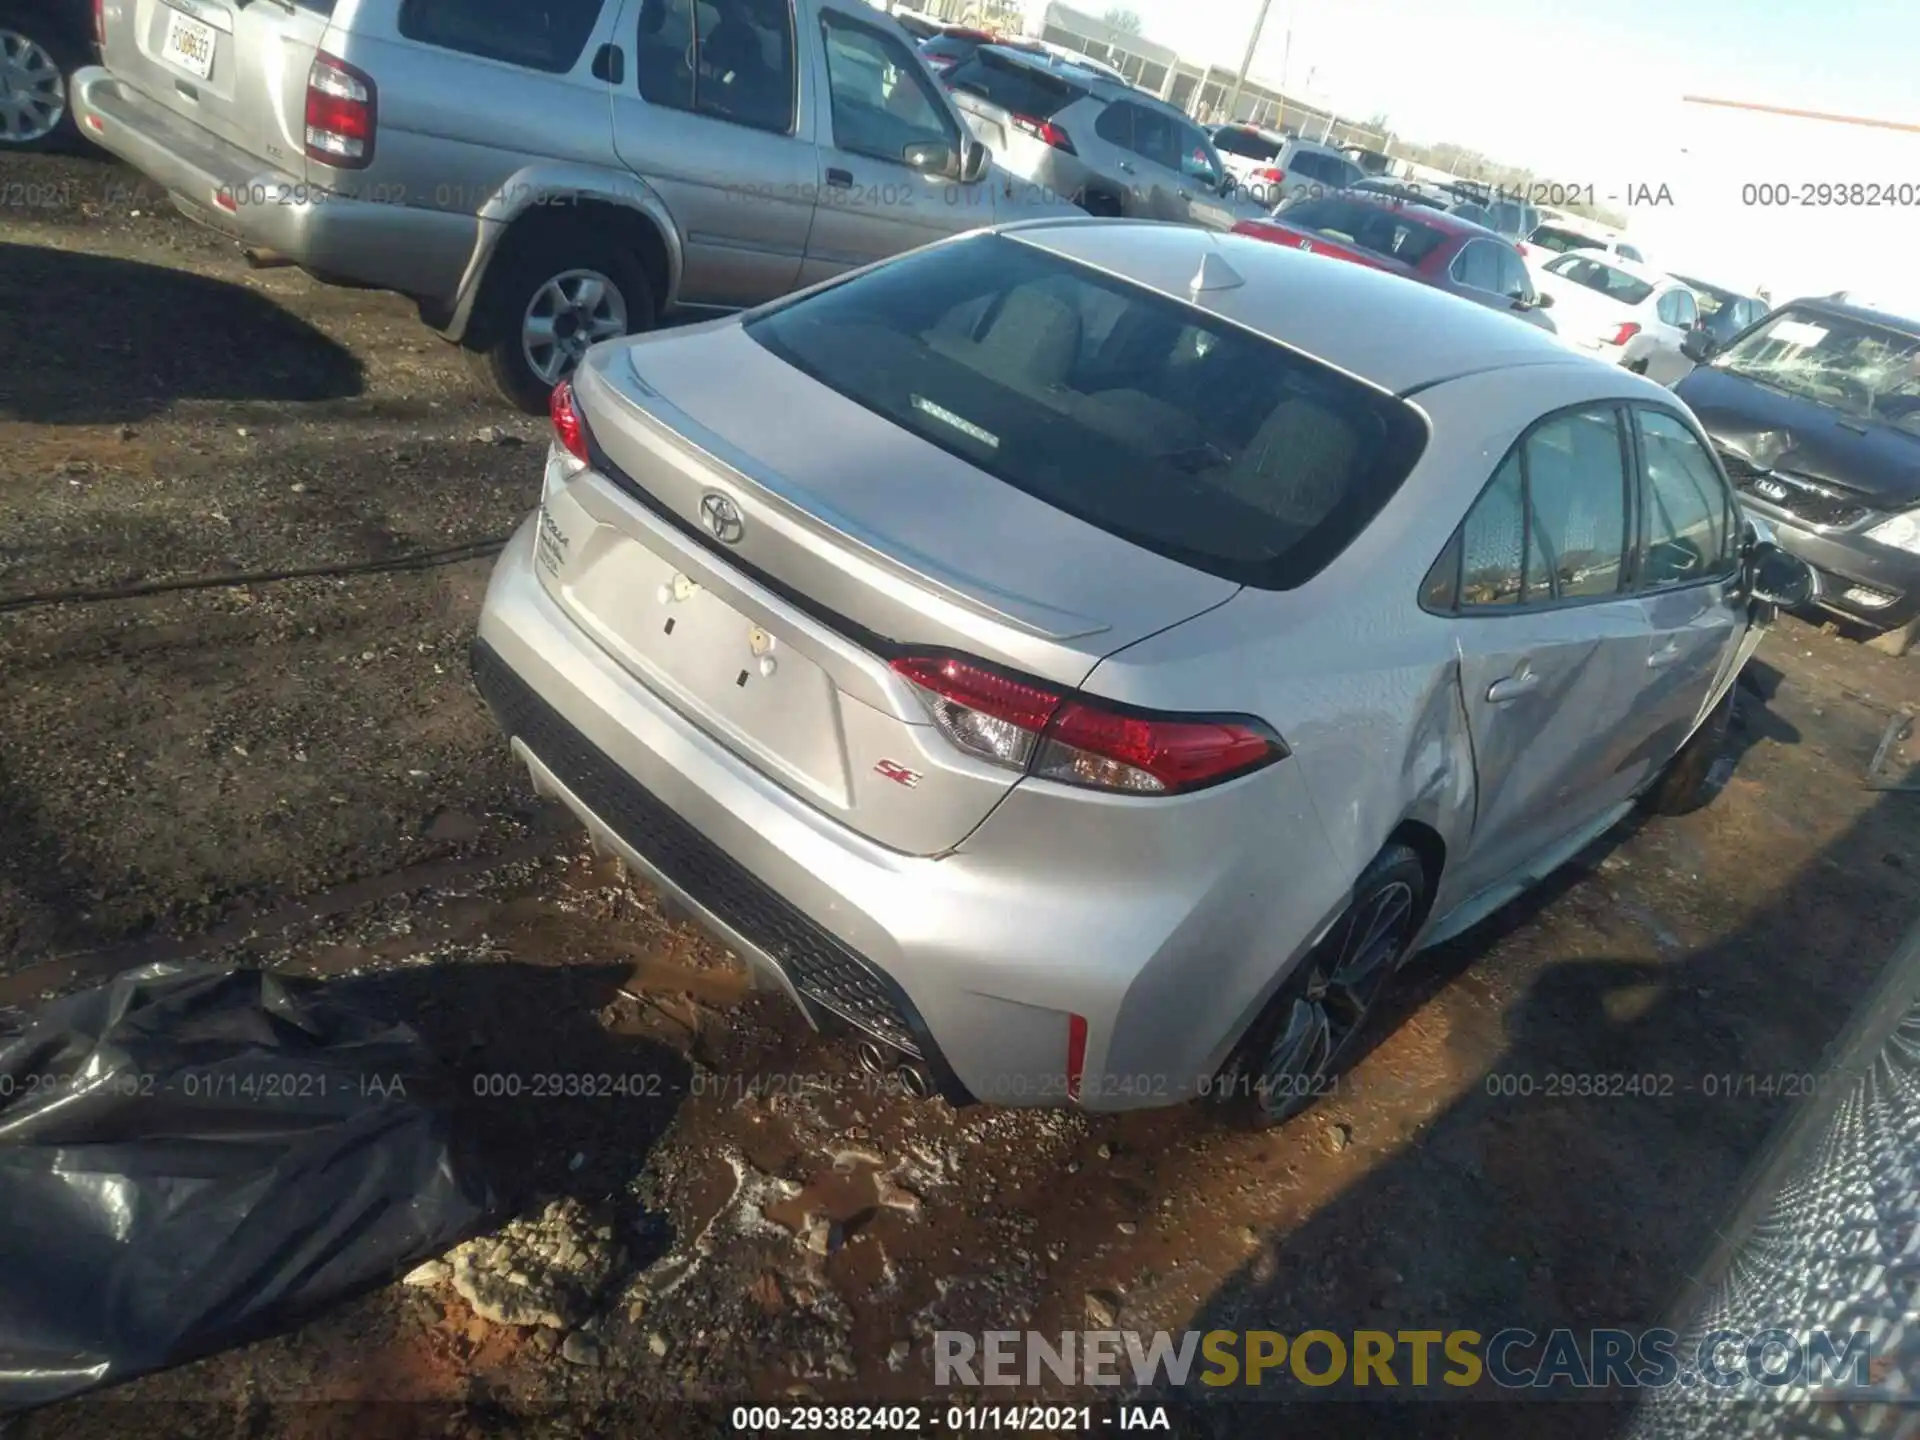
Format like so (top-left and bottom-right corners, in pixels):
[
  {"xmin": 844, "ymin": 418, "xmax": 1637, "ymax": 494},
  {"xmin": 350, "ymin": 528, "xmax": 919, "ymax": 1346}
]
[{"xmin": 9, "ymin": 151, "xmax": 1920, "ymax": 1439}]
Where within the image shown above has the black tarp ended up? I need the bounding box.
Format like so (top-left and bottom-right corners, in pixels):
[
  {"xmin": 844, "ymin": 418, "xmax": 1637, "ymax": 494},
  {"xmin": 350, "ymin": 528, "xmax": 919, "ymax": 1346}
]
[{"xmin": 0, "ymin": 963, "xmax": 497, "ymax": 1412}]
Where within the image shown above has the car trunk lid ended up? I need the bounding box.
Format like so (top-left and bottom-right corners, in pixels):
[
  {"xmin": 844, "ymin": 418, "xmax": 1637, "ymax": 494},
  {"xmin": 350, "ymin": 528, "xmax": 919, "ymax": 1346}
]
[
  {"xmin": 101, "ymin": 0, "xmax": 329, "ymax": 174},
  {"xmin": 537, "ymin": 324, "xmax": 1237, "ymax": 856}
]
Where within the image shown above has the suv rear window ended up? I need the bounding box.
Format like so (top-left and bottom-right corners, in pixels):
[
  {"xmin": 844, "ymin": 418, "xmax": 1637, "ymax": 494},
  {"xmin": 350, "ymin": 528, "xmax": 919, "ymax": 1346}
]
[
  {"xmin": 1527, "ymin": 224, "xmax": 1601, "ymax": 255},
  {"xmin": 745, "ymin": 234, "xmax": 1428, "ymax": 589},
  {"xmin": 943, "ymin": 49, "xmax": 1082, "ymax": 118},
  {"xmin": 1214, "ymin": 127, "xmax": 1282, "ymax": 162},
  {"xmin": 398, "ymin": 0, "xmax": 605, "ymax": 73}
]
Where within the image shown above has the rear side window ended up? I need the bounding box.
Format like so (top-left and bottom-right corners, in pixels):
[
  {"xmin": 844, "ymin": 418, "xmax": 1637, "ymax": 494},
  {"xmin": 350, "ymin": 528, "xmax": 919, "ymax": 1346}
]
[
  {"xmin": 1450, "ymin": 239, "xmax": 1501, "ymax": 292},
  {"xmin": 397, "ymin": 0, "xmax": 606, "ymax": 73},
  {"xmin": 1428, "ymin": 408, "xmax": 1631, "ymax": 611},
  {"xmin": 944, "ymin": 50, "xmax": 1081, "ymax": 118},
  {"xmin": 635, "ymin": 0, "xmax": 796, "ymax": 132},
  {"xmin": 745, "ymin": 233, "xmax": 1429, "ymax": 590},
  {"xmin": 1493, "ymin": 245, "xmax": 1532, "ymax": 301}
]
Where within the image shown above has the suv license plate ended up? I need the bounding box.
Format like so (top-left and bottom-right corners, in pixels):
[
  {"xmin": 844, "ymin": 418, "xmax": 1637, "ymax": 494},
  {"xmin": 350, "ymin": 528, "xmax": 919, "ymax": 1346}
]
[{"xmin": 162, "ymin": 7, "xmax": 217, "ymax": 81}]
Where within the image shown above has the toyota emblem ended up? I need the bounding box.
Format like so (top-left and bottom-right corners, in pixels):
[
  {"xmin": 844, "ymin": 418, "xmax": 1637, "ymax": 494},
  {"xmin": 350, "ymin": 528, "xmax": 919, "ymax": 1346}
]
[{"xmin": 700, "ymin": 492, "xmax": 744, "ymax": 545}]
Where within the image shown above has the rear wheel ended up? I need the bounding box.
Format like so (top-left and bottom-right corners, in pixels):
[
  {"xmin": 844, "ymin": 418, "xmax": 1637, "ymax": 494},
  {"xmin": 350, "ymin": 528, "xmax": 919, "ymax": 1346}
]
[
  {"xmin": 1080, "ymin": 189, "xmax": 1124, "ymax": 218},
  {"xmin": 467, "ymin": 227, "xmax": 655, "ymax": 414},
  {"xmin": 1213, "ymin": 844, "xmax": 1426, "ymax": 1129},
  {"xmin": 0, "ymin": 19, "xmax": 82, "ymax": 153}
]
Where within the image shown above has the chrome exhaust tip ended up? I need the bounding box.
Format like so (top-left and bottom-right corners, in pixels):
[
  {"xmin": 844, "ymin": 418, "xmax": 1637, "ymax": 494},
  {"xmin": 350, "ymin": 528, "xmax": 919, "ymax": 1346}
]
[
  {"xmin": 243, "ymin": 247, "xmax": 295, "ymax": 269},
  {"xmin": 855, "ymin": 1040, "xmax": 890, "ymax": 1077},
  {"xmin": 895, "ymin": 1062, "xmax": 932, "ymax": 1100}
]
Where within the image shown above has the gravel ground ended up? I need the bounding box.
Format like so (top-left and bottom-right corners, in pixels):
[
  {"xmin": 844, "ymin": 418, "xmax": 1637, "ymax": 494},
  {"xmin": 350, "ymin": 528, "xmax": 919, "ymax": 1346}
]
[{"xmin": 8, "ymin": 151, "xmax": 1920, "ymax": 1439}]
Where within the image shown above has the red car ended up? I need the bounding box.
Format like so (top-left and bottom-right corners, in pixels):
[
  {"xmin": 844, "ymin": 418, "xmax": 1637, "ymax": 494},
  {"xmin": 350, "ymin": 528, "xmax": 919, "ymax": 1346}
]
[{"xmin": 1231, "ymin": 194, "xmax": 1559, "ymax": 332}]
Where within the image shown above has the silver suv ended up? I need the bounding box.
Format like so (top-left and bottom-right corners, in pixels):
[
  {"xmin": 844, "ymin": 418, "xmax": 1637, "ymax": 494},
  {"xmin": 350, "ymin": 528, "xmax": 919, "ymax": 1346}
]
[
  {"xmin": 942, "ymin": 45, "xmax": 1252, "ymax": 230},
  {"xmin": 72, "ymin": 0, "xmax": 1072, "ymax": 411}
]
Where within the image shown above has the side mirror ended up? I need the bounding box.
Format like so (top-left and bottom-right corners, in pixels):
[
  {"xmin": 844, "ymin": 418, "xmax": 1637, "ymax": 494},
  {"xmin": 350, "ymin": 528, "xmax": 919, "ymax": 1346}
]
[
  {"xmin": 903, "ymin": 140, "xmax": 956, "ymax": 176},
  {"xmin": 1533, "ymin": 291, "xmax": 1554, "ymax": 309},
  {"xmin": 960, "ymin": 138, "xmax": 991, "ymax": 184},
  {"xmin": 1749, "ymin": 541, "xmax": 1813, "ymax": 608},
  {"xmin": 1681, "ymin": 328, "xmax": 1717, "ymax": 362}
]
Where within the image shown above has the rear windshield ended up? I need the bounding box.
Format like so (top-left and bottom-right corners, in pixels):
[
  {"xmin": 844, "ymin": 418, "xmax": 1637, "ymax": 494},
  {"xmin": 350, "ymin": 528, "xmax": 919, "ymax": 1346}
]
[
  {"xmin": 744, "ymin": 234, "xmax": 1429, "ymax": 590},
  {"xmin": 1548, "ymin": 255, "xmax": 1654, "ymax": 305},
  {"xmin": 1281, "ymin": 198, "xmax": 1450, "ymax": 266},
  {"xmin": 1527, "ymin": 224, "xmax": 1601, "ymax": 255},
  {"xmin": 919, "ymin": 34, "xmax": 978, "ymax": 60},
  {"xmin": 1214, "ymin": 127, "xmax": 1283, "ymax": 162},
  {"xmin": 943, "ymin": 49, "xmax": 1082, "ymax": 117}
]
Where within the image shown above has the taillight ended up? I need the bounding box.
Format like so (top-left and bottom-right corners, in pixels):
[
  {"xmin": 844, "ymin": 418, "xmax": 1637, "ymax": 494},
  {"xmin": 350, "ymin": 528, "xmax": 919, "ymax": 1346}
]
[
  {"xmin": 549, "ymin": 378, "xmax": 590, "ymax": 463},
  {"xmin": 1011, "ymin": 113, "xmax": 1076, "ymax": 153},
  {"xmin": 93, "ymin": 0, "xmax": 104, "ymax": 47},
  {"xmin": 1609, "ymin": 322, "xmax": 1643, "ymax": 346},
  {"xmin": 1255, "ymin": 166, "xmax": 1286, "ymax": 183},
  {"xmin": 890, "ymin": 653, "xmax": 1283, "ymax": 795},
  {"xmin": 305, "ymin": 53, "xmax": 376, "ymax": 168}
]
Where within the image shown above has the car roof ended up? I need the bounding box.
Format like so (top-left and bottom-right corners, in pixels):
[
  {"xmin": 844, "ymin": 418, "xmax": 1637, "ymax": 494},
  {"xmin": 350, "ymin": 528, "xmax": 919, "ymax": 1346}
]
[
  {"xmin": 997, "ymin": 218, "xmax": 1587, "ymax": 393},
  {"xmin": 1770, "ymin": 295, "xmax": 1920, "ymax": 335}
]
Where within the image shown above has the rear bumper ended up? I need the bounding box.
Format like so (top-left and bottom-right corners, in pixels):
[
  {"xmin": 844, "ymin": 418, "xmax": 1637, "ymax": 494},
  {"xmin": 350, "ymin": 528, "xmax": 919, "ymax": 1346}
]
[
  {"xmin": 68, "ymin": 67, "xmax": 479, "ymax": 304},
  {"xmin": 474, "ymin": 516, "xmax": 1341, "ymax": 1111}
]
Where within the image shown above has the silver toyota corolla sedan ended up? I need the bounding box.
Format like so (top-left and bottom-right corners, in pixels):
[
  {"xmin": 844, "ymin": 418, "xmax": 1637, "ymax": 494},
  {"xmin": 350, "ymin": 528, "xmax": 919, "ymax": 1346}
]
[{"xmin": 472, "ymin": 218, "xmax": 1813, "ymax": 1126}]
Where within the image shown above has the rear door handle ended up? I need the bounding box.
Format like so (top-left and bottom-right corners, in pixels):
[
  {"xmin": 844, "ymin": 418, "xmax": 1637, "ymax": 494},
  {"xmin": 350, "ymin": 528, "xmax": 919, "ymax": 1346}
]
[
  {"xmin": 1647, "ymin": 641, "xmax": 1683, "ymax": 669},
  {"xmin": 825, "ymin": 168, "xmax": 854, "ymax": 189},
  {"xmin": 1486, "ymin": 668, "xmax": 1541, "ymax": 703}
]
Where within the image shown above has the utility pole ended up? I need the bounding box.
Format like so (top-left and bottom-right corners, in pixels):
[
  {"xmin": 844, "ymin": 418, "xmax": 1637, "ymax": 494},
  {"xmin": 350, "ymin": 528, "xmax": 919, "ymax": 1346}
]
[{"xmin": 1224, "ymin": 0, "xmax": 1276, "ymax": 126}]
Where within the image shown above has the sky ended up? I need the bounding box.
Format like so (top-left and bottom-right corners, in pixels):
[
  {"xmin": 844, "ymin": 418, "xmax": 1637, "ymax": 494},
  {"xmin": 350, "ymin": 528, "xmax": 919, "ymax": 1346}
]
[{"xmin": 1107, "ymin": 0, "xmax": 1920, "ymax": 310}]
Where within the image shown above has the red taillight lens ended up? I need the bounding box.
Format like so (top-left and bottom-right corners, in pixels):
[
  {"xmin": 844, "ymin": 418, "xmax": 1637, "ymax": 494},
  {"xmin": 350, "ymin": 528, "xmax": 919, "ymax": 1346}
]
[
  {"xmin": 1255, "ymin": 166, "xmax": 1286, "ymax": 183},
  {"xmin": 1610, "ymin": 321, "xmax": 1643, "ymax": 346},
  {"xmin": 1011, "ymin": 113, "xmax": 1076, "ymax": 154},
  {"xmin": 549, "ymin": 378, "xmax": 589, "ymax": 462},
  {"xmin": 890, "ymin": 653, "xmax": 1283, "ymax": 794},
  {"xmin": 305, "ymin": 53, "xmax": 376, "ymax": 168},
  {"xmin": 93, "ymin": 0, "xmax": 105, "ymax": 47}
]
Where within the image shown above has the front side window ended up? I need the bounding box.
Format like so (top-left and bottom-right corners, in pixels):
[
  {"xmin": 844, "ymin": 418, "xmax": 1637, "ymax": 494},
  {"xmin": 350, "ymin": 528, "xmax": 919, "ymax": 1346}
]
[
  {"xmin": 1636, "ymin": 409, "xmax": 1738, "ymax": 587},
  {"xmin": 635, "ymin": 0, "xmax": 795, "ymax": 132},
  {"xmin": 1175, "ymin": 121, "xmax": 1224, "ymax": 184},
  {"xmin": 1128, "ymin": 105, "xmax": 1181, "ymax": 170},
  {"xmin": 745, "ymin": 233, "xmax": 1429, "ymax": 590},
  {"xmin": 400, "ymin": 0, "xmax": 606, "ymax": 72},
  {"xmin": 1433, "ymin": 407, "xmax": 1630, "ymax": 611},
  {"xmin": 1493, "ymin": 245, "xmax": 1533, "ymax": 301},
  {"xmin": 821, "ymin": 12, "xmax": 955, "ymax": 162},
  {"xmin": 1450, "ymin": 240, "xmax": 1501, "ymax": 292}
]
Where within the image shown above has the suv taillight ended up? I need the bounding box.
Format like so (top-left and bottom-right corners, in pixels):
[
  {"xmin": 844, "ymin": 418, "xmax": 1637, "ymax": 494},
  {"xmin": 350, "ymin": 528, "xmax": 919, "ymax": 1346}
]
[
  {"xmin": 93, "ymin": 0, "xmax": 105, "ymax": 47},
  {"xmin": 550, "ymin": 378, "xmax": 589, "ymax": 462},
  {"xmin": 1610, "ymin": 322, "xmax": 1643, "ymax": 346},
  {"xmin": 305, "ymin": 53, "xmax": 376, "ymax": 168},
  {"xmin": 890, "ymin": 654, "xmax": 1283, "ymax": 795},
  {"xmin": 1011, "ymin": 113, "xmax": 1076, "ymax": 154},
  {"xmin": 1255, "ymin": 166, "xmax": 1285, "ymax": 183}
]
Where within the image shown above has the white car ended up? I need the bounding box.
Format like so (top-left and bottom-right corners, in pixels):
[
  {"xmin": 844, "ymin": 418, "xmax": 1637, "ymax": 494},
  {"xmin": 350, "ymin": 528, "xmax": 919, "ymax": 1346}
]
[
  {"xmin": 1533, "ymin": 252, "xmax": 1706, "ymax": 384},
  {"xmin": 1519, "ymin": 221, "xmax": 1649, "ymax": 274}
]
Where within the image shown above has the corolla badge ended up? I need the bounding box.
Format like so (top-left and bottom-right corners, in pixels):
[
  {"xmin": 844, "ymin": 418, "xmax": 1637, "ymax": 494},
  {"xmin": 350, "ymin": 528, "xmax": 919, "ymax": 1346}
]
[{"xmin": 699, "ymin": 492, "xmax": 744, "ymax": 545}]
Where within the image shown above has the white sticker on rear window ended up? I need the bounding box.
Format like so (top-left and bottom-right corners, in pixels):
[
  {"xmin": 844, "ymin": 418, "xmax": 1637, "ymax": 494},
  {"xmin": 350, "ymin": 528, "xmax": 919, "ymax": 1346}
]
[
  {"xmin": 912, "ymin": 395, "xmax": 1000, "ymax": 449},
  {"xmin": 1769, "ymin": 320, "xmax": 1830, "ymax": 347}
]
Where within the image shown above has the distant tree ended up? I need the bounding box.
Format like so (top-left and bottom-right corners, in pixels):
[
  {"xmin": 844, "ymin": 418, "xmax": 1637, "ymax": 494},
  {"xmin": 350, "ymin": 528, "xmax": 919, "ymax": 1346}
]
[{"xmin": 1102, "ymin": 6, "xmax": 1143, "ymax": 34}]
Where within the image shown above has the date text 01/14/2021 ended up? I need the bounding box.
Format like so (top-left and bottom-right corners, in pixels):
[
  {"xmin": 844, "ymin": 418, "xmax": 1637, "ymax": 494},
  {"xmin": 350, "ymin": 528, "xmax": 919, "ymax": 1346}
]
[{"xmin": 727, "ymin": 1404, "xmax": 1172, "ymax": 1431}]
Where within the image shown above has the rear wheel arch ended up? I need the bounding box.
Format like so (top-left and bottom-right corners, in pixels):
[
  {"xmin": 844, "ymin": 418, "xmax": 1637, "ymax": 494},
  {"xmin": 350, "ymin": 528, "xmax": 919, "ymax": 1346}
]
[{"xmin": 469, "ymin": 200, "xmax": 673, "ymax": 340}]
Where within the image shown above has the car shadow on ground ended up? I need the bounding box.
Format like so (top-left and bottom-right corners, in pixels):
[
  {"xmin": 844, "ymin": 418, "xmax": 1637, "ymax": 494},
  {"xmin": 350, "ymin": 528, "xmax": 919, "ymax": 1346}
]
[
  {"xmin": 1164, "ymin": 779, "xmax": 1915, "ymax": 1438},
  {"xmin": 0, "ymin": 241, "xmax": 364, "ymax": 423}
]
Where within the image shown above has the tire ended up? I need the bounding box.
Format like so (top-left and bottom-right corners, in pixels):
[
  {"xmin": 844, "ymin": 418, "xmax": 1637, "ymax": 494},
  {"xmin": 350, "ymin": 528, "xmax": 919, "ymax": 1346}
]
[
  {"xmin": 1867, "ymin": 618, "xmax": 1920, "ymax": 657},
  {"xmin": 1642, "ymin": 679, "xmax": 1735, "ymax": 816},
  {"xmin": 466, "ymin": 225, "xmax": 656, "ymax": 415},
  {"xmin": 0, "ymin": 15, "xmax": 84, "ymax": 154},
  {"xmin": 1627, "ymin": 357, "xmax": 1649, "ymax": 376},
  {"xmin": 1212, "ymin": 843, "xmax": 1427, "ymax": 1130},
  {"xmin": 1080, "ymin": 190, "xmax": 1124, "ymax": 218}
]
